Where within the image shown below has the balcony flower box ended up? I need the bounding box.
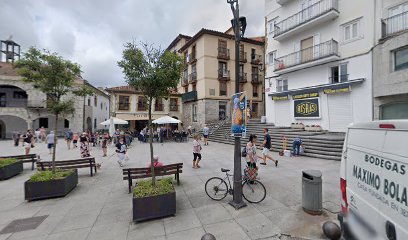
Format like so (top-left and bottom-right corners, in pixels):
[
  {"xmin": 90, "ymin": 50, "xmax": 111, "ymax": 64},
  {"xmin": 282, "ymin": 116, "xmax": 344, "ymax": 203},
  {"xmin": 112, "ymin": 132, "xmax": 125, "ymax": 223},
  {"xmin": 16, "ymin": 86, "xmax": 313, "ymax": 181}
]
[
  {"xmin": 305, "ymin": 125, "xmax": 323, "ymax": 132},
  {"xmin": 0, "ymin": 159, "xmax": 23, "ymax": 180},
  {"xmin": 133, "ymin": 178, "xmax": 176, "ymax": 222},
  {"xmin": 290, "ymin": 123, "xmax": 305, "ymax": 129}
]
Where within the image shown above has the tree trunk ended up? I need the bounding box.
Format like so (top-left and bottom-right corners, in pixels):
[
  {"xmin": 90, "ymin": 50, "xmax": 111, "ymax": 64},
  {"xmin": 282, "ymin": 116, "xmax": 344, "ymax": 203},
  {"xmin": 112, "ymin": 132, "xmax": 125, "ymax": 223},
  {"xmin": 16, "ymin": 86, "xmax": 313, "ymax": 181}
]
[
  {"xmin": 148, "ymin": 97, "xmax": 155, "ymax": 186},
  {"xmin": 52, "ymin": 114, "xmax": 58, "ymax": 174}
]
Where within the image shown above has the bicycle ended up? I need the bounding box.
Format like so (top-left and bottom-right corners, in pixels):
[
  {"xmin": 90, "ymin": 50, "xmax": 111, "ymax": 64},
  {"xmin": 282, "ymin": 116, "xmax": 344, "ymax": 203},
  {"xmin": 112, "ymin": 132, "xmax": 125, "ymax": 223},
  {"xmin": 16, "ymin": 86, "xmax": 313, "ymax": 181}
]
[{"xmin": 205, "ymin": 168, "xmax": 266, "ymax": 203}]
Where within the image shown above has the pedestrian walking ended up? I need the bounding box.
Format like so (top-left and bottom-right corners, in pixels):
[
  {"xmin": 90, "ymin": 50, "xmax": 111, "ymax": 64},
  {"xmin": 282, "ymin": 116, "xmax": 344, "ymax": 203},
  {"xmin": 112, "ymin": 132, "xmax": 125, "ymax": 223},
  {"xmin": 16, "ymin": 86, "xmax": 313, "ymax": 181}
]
[
  {"xmin": 292, "ymin": 136, "xmax": 303, "ymax": 156},
  {"xmin": 22, "ymin": 130, "xmax": 33, "ymax": 155},
  {"xmin": 46, "ymin": 131, "xmax": 55, "ymax": 154},
  {"xmin": 65, "ymin": 129, "xmax": 73, "ymax": 150},
  {"xmin": 40, "ymin": 126, "xmax": 46, "ymax": 142},
  {"xmin": 115, "ymin": 137, "xmax": 128, "ymax": 167},
  {"xmin": 79, "ymin": 132, "xmax": 91, "ymax": 157},
  {"xmin": 72, "ymin": 132, "xmax": 79, "ymax": 148},
  {"xmin": 192, "ymin": 134, "xmax": 202, "ymax": 169},
  {"xmin": 34, "ymin": 129, "xmax": 41, "ymax": 143},
  {"xmin": 12, "ymin": 131, "xmax": 20, "ymax": 147},
  {"xmin": 203, "ymin": 125, "xmax": 210, "ymax": 146},
  {"xmin": 245, "ymin": 134, "xmax": 259, "ymax": 181},
  {"xmin": 260, "ymin": 128, "xmax": 278, "ymax": 167},
  {"xmin": 101, "ymin": 135, "xmax": 108, "ymax": 157}
]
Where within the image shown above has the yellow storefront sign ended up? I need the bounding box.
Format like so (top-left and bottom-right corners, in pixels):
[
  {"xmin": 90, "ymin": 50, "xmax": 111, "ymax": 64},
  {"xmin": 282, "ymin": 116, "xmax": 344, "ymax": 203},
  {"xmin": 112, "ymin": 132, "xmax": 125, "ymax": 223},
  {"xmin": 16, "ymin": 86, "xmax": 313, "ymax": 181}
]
[
  {"xmin": 292, "ymin": 92, "xmax": 319, "ymax": 100},
  {"xmin": 272, "ymin": 95, "xmax": 289, "ymax": 101},
  {"xmin": 323, "ymin": 87, "xmax": 350, "ymax": 94}
]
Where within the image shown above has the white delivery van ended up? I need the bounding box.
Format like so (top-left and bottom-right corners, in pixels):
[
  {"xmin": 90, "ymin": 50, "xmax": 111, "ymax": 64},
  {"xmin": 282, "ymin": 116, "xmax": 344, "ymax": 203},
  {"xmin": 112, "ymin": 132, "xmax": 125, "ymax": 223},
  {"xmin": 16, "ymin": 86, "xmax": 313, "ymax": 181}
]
[{"xmin": 339, "ymin": 121, "xmax": 408, "ymax": 240}]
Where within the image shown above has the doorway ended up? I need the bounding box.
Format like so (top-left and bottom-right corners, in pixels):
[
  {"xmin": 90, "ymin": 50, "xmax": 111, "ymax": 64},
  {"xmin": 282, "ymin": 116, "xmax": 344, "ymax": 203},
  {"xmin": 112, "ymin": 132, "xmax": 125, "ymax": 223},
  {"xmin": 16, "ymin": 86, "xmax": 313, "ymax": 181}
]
[{"xmin": 301, "ymin": 37, "xmax": 314, "ymax": 63}]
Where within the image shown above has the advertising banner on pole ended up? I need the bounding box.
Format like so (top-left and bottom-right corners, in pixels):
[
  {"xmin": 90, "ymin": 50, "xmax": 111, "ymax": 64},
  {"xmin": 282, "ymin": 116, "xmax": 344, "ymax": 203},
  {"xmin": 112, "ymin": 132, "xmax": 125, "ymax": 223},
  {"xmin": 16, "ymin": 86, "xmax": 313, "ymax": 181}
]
[{"xmin": 231, "ymin": 92, "xmax": 247, "ymax": 136}]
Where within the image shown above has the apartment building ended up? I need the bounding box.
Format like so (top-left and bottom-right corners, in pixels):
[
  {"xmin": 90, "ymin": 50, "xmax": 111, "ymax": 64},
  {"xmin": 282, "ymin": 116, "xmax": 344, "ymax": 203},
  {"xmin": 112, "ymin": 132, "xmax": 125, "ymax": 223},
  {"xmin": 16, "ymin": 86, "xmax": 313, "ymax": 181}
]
[
  {"xmin": 167, "ymin": 29, "xmax": 265, "ymax": 129},
  {"xmin": 83, "ymin": 83, "xmax": 110, "ymax": 132},
  {"xmin": 373, "ymin": 0, "xmax": 408, "ymax": 120},
  {"xmin": 106, "ymin": 86, "xmax": 182, "ymax": 131},
  {"xmin": 265, "ymin": 0, "xmax": 375, "ymax": 132}
]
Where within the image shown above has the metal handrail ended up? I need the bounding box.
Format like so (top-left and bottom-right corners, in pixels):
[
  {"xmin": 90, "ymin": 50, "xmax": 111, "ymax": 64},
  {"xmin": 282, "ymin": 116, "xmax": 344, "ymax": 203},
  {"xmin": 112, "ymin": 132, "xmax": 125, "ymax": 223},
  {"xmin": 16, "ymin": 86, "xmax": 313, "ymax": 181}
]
[
  {"xmin": 218, "ymin": 47, "xmax": 230, "ymax": 59},
  {"xmin": 382, "ymin": 11, "xmax": 408, "ymax": 37}
]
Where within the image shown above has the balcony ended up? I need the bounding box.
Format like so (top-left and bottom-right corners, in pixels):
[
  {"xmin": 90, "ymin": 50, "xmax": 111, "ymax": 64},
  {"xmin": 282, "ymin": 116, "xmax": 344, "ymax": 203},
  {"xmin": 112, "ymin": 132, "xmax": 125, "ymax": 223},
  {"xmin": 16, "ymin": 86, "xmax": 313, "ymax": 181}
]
[
  {"xmin": 181, "ymin": 76, "xmax": 189, "ymax": 87},
  {"xmin": 137, "ymin": 103, "xmax": 147, "ymax": 111},
  {"xmin": 188, "ymin": 53, "xmax": 197, "ymax": 64},
  {"xmin": 189, "ymin": 72, "xmax": 197, "ymax": 84},
  {"xmin": 218, "ymin": 69, "xmax": 230, "ymax": 81},
  {"xmin": 273, "ymin": 0, "xmax": 339, "ymax": 41},
  {"xmin": 274, "ymin": 39, "xmax": 339, "ymax": 74},
  {"xmin": 276, "ymin": 0, "xmax": 293, "ymax": 5},
  {"xmin": 170, "ymin": 105, "xmax": 179, "ymax": 111},
  {"xmin": 240, "ymin": 51, "xmax": 247, "ymax": 63},
  {"xmin": 182, "ymin": 91, "xmax": 197, "ymax": 103},
  {"xmin": 217, "ymin": 47, "xmax": 230, "ymax": 60},
  {"xmin": 155, "ymin": 104, "xmax": 164, "ymax": 111},
  {"xmin": 239, "ymin": 72, "xmax": 247, "ymax": 83},
  {"xmin": 251, "ymin": 54, "xmax": 262, "ymax": 65},
  {"xmin": 251, "ymin": 73, "xmax": 262, "ymax": 84},
  {"xmin": 382, "ymin": 11, "xmax": 408, "ymax": 38}
]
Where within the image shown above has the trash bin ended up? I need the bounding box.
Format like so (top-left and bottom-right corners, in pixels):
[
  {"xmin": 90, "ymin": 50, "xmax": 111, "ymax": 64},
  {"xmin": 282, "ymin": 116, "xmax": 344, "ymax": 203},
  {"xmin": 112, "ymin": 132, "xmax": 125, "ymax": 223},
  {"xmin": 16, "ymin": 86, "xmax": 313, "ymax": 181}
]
[{"xmin": 302, "ymin": 170, "xmax": 322, "ymax": 215}]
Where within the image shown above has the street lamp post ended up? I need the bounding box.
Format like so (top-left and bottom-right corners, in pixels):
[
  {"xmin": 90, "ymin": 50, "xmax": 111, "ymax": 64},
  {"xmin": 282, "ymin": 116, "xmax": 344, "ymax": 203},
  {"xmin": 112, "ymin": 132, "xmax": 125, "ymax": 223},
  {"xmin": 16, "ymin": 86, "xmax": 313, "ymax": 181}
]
[{"xmin": 227, "ymin": 0, "xmax": 247, "ymax": 210}]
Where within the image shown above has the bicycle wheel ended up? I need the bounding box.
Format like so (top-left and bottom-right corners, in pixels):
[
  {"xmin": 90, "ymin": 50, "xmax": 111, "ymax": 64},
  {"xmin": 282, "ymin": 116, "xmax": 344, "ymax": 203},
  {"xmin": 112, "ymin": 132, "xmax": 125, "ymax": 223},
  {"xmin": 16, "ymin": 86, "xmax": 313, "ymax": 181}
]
[
  {"xmin": 242, "ymin": 180, "xmax": 266, "ymax": 203},
  {"xmin": 205, "ymin": 177, "xmax": 228, "ymax": 201}
]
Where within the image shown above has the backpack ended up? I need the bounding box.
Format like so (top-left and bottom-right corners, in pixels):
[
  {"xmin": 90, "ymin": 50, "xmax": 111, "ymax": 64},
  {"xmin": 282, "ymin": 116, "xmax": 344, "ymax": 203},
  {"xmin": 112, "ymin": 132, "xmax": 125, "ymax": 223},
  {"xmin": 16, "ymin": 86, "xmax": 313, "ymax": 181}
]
[{"xmin": 241, "ymin": 147, "xmax": 247, "ymax": 157}]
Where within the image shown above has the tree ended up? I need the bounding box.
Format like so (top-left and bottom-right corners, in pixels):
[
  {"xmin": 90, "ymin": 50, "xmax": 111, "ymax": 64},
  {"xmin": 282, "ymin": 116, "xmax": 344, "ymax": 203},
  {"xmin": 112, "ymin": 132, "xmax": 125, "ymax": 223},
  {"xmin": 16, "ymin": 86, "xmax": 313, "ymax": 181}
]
[
  {"xmin": 14, "ymin": 47, "xmax": 92, "ymax": 173},
  {"xmin": 118, "ymin": 42, "xmax": 183, "ymax": 186}
]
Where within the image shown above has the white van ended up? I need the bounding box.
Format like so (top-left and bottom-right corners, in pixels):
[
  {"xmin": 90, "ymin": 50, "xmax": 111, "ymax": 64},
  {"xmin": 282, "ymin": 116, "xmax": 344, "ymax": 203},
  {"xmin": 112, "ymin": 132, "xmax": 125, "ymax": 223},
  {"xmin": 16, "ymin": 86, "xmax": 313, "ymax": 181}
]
[{"xmin": 339, "ymin": 121, "xmax": 408, "ymax": 240}]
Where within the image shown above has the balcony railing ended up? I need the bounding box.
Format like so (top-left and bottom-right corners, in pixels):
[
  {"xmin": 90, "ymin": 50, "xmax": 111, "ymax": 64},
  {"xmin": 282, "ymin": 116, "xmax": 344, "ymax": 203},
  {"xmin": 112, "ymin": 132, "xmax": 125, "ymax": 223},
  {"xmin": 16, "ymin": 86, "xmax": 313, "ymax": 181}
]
[
  {"xmin": 239, "ymin": 72, "xmax": 247, "ymax": 83},
  {"xmin": 182, "ymin": 75, "xmax": 189, "ymax": 86},
  {"xmin": 155, "ymin": 104, "xmax": 164, "ymax": 111},
  {"xmin": 189, "ymin": 72, "xmax": 197, "ymax": 84},
  {"xmin": 118, "ymin": 102, "xmax": 130, "ymax": 111},
  {"xmin": 251, "ymin": 54, "xmax": 262, "ymax": 65},
  {"xmin": 188, "ymin": 53, "xmax": 197, "ymax": 63},
  {"xmin": 170, "ymin": 105, "xmax": 179, "ymax": 111},
  {"xmin": 217, "ymin": 47, "xmax": 230, "ymax": 60},
  {"xmin": 274, "ymin": 0, "xmax": 338, "ymax": 37},
  {"xmin": 137, "ymin": 103, "xmax": 147, "ymax": 111},
  {"xmin": 251, "ymin": 73, "xmax": 261, "ymax": 84},
  {"xmin": 240, "ymin": 51, "xmax": 247, "ymax": 62},
  {"xmin": 218, "ymin": 69, "xmax": 230, "ymax": 81},
  {"xmin": 382, "ymin": 11, "xmax": 408, "ymax": 38},
  {"xmin": 274, "ymin": 39, "xmax": 338, "ymax": 71}
]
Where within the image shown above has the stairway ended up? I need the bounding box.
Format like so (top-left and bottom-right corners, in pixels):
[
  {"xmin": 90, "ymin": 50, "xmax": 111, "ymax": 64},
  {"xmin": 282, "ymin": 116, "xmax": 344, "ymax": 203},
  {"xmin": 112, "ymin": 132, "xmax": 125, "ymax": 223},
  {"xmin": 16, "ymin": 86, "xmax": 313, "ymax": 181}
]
[{"xmin": 208, "ymin": 118, "xmax": 345, "ymax": 161}]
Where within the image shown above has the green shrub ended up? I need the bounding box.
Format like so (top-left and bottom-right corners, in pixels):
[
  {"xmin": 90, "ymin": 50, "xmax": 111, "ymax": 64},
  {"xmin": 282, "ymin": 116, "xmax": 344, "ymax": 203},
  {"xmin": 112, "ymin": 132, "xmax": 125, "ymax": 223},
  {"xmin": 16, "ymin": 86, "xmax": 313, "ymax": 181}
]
[
  {"xmin": 0, "ymin": 158, "xmax": 17, "ymax": 168},
  {"xmin": 133, "ymin": 177, "xmax": 174, "ymax": 198},
  {"xmin": 29, "ymin": 169, "xmax": 75, "ymax": 182}
]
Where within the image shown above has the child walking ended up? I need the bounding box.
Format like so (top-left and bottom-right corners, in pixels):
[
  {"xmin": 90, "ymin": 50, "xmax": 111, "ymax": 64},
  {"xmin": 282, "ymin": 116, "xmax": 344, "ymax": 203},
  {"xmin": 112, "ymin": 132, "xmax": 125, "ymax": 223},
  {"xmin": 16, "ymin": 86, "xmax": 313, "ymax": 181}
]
[{"xmin": 192, "ymin": 134, "xmax": 202, "ymax": 169}]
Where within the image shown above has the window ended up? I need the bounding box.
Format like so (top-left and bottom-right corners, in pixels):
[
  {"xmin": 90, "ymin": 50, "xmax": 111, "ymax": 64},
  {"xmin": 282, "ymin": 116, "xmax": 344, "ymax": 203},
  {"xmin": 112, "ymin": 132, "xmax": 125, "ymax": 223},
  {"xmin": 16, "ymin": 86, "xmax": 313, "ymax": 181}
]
[
  {"xmin": 276, "ymin": 79, "xmax": 288, "ymax": 92},
  {"xmin": 268, "ymin": 18, "xmax": 277, "ymax": 35},
  {"xmin": 0, "ymin": 93, "xmax": 6, "ymax": 107},
  {"xmin": 100, "ymin": 102, "xmax": 103, "ymax": 110},
  {"xmin": 13, "ymin": 91, "xmax": 27, "ymax": 99},
  {"xmin": 219, "ymin": 103, "xmax": 226, "ymax": 120},
  {"xmin": 251, "ymin": 48, "xmax": 256, "ymax": 61},
  {"xmin": 394, "ymin": 47, "xmax": 408, "ymax": 71},
  {"xmin": 87, "ymin": 98, "xmax": 91, "ymax": 106},
  {"xmin": 155, "ymin": 98, "xmax": 163, "ymax": 111},
  {"xmin": 64, "ymin": 119, "xmax": 69, "ymax": 128},
  {"xmin": 330, "ymin": 63, "xmax": 348, "ymax": 83},
  {"xmin": 118, "ymin": 95, "xmax": 130, "ymax": 110},
  {"xmin": 138, "ymin": 96, "xmax": 147, "ymax": 111},
  {"xmin": 342, "ymin": 18, "xmax": 362, "ymax": 42},
  {"xmin": 94, "ymin": 118, "xmax": 97, "ymax": 129},
  {"xmin": 253, "ymin": 85, "xmax": 259, "ymax": 97},
  {"xmin": 39, "ymin": 118, "xmax": 48, "ymax": 128},
  {"xmin": 220, "ymin": 82, "xmax": 227, "ymax": 96},
  {"xmin": 268, "ymin": 51, "xmax": 276, "ymax": 66},
  {"xmin": 170, "ymin": 98, "xmax": 178, "ymax": 111},
  {"xmin": 209, "ymin": 88, "xmax": 215, "ymax": 96},
  {"xmin": 94, "ymin": 96, "xmax": 97, "ymax": 107},
  {"xmin": 192, "ymin": 104, "xmax": 197, "ymax": 122},
  {"xmin": 219, "ymin": 62, "xmax": 228, "ymax": 76}
]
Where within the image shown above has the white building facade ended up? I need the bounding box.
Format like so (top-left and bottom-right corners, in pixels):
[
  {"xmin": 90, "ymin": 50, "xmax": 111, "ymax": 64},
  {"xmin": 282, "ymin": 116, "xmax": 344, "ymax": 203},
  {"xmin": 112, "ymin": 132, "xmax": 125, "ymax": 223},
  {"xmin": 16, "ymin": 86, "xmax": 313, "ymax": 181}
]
[
  {"xmin": 83, "ymin": 83, "xmax": 110, "ymax": 132},
  {"xmin": 265, "ymin": 0, "xmax": 375, "ymax": 132}
]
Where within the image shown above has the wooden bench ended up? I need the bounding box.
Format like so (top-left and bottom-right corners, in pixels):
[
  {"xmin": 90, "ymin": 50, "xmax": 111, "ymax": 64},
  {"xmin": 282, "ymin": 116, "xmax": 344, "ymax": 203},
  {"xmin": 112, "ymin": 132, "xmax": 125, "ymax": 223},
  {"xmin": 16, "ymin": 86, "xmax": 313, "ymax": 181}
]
[
  {"xmin": 37, "ymin": 157, "xmax": 97, "ymax": 176},
  {"xmin": 122, "ymin": 163, "xmax": 183, "ymax": 193},
  {"xmin": 0, "ymin": 154, "xmax": 39, "ymax": 170}
]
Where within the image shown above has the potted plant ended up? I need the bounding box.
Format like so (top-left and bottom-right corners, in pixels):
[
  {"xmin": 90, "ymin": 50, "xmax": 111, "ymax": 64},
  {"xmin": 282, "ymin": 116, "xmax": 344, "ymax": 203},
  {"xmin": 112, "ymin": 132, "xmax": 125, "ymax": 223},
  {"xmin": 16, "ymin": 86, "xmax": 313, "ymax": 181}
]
[
  {"xmin": 118, "ymin": 42, "xmax": 183, "ymax": 221},
  {"xmin": 291, "ymin": 122, "xmax": 305, "ymax": 129},
  {"xmin": 0, "ymin": 158, "xmax": 23, "ymax": 180},
  {"xmin": 25, "ymin": 169, "xmax": 78, "ymax": 201},
  {"xmin": 14, "ymin": 47, "xmax": 92, "ymax": 200},
  {"xmin": 132, "ymin": 177, "xmax": 176, "ymax": 222},
  {"xmin": 305, "ymin": 124, "xmax": 323, "ymax": 132}
]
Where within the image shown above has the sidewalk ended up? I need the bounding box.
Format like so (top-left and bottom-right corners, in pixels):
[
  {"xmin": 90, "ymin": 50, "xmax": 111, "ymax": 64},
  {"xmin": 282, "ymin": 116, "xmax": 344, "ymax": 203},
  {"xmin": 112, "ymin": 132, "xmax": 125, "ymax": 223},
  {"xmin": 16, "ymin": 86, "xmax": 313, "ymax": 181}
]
[{"xmin": 0, "ymin": 139, "xmax": 340, "ymax": 240}]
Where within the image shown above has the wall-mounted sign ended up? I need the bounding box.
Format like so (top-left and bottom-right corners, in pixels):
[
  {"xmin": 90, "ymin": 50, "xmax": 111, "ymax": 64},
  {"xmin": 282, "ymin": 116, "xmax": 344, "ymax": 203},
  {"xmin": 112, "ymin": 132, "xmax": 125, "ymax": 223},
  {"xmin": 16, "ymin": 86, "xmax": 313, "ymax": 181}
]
[
  {"xmin": 294, "ymin": 98, "xmax": 320, "ymax": 118},
  {"xmin": 272, "ymin": 95, "xmax": 289, "ymax": 101},
  {"xmin": 324, "ymin": 86, "xmax": 351, "ymax": 94},
  {"xmin": 292, "ymin": 92, "xmax": 319, "ymax": 100}
]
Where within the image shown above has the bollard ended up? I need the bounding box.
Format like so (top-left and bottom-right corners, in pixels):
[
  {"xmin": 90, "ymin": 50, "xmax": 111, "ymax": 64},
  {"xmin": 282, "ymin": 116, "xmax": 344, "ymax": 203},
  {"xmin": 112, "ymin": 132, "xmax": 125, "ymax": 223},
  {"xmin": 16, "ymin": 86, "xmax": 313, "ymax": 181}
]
[{"xmin": 201, "ymin": 233, "xmax": 216, "ymax": 240}]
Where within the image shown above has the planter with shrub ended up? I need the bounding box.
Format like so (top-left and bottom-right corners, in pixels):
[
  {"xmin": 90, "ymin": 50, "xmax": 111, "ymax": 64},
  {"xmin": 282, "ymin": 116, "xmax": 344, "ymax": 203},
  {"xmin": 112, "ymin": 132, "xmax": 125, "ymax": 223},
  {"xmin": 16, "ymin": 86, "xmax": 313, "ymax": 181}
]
[
  {"xmin": 133, "ymin": 177, "xmax": 176, "ymax": 222},
  {"xmin": 0, "ymin": 158, "xmax": 23, "ymax": 180},
  {"xmin": 24, "ymin": 169, "xmax": 78, "ymax": 201},
  {"xmin": 291, "ymin": 123, "xmax": 305, "ymax": 129},
  {"xmin": 305, "ymin": 125, "xmax": 323, "ymax": 132}
]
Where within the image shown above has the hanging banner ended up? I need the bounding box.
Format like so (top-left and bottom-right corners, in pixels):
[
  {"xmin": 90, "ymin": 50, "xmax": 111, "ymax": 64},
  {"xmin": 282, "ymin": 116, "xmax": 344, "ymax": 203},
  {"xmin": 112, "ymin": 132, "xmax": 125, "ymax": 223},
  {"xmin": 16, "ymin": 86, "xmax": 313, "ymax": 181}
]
[
  {"xmin": 231, "ymin": 92, "xmax": 247, "ymax": 136},
  {"xmin": 294, "ymin": 98, "xmax": 320, "ymax": 118},
  {"xmin": 292, "ymin": 92, "xmax": 319, "ymax": 100}
]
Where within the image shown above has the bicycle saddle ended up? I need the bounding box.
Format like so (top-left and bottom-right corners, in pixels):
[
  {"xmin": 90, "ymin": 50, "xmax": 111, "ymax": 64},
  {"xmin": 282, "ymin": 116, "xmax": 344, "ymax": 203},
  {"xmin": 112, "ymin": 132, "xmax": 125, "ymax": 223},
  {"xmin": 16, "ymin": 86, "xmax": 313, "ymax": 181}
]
[{"xmin": 221, "ymin": 168, "xmax": 230, "ymax": 172}]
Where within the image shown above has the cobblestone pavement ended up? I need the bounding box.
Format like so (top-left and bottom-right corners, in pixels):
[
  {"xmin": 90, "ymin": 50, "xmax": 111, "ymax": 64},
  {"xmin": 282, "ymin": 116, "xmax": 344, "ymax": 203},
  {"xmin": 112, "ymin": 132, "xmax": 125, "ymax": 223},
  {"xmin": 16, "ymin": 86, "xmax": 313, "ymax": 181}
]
[{"xmin": 0, "ymin": 139, "xmax": 340, "ymax": 240}]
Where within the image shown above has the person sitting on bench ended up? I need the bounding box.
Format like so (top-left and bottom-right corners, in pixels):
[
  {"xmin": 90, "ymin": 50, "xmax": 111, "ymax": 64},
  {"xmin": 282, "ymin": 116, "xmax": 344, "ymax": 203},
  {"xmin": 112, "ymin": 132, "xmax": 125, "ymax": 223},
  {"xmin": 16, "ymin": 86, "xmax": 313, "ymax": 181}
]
[{"xmin": 148, "ymin": 155, "xmax": 163, "ymax": 168}]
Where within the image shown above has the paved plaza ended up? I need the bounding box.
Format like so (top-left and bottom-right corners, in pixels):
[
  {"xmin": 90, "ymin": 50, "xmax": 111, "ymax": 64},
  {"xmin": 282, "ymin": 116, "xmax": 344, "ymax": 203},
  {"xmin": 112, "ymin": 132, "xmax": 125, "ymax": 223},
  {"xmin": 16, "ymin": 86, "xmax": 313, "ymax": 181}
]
[{"xmin": 0, "ymin": 138, "xmax": 341, "ymax": 240}]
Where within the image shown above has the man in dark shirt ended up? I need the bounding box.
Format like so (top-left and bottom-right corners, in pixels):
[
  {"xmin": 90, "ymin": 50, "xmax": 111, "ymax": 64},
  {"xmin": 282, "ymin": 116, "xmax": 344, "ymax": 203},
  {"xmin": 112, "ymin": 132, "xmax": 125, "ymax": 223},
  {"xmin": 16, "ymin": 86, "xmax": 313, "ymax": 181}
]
[{"xmin": 260, "ymin": 128, "xmax": 278, "ymax": 167}]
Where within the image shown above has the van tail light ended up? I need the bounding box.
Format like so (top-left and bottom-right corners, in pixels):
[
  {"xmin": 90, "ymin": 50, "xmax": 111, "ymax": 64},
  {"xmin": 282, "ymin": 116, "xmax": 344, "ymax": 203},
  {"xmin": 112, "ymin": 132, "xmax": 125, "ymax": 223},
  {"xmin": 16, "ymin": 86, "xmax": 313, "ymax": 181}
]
[
  {"xmin": 341, "ymin": 178, "xmax": 348, "ymax": 215},
  {"xmin": 379, "ymin": 124, "xmax": 395, "ymax": 129}
]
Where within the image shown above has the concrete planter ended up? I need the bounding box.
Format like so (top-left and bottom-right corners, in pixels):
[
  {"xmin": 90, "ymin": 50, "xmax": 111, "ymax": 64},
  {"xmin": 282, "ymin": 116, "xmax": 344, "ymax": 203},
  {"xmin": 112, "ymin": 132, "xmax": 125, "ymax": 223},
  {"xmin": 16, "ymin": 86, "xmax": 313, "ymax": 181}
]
[
  {"xmin": 133, "ymin": 186, "xmax": 176, "ymax": 222},
  {"xmin": 0, "ymin": 161, "xmax": 23, "ymax": 180},
  {"xmin": 291, "ymin": 123, "xmax": 305, "ymax": 129},
  {"xmin": 24, "ymin": 169, "xmax": 78, "ymax": 201},
  {"xmin": 305, "ymin": 126, "xmax": 323, "ymax": 132}
]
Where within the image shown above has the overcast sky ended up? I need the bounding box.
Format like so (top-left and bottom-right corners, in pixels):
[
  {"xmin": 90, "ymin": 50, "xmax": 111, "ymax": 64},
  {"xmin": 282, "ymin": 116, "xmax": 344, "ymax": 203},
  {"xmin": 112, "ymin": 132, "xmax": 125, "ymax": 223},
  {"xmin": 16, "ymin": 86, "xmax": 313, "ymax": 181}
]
[{"xmin": 1, "ymin": 0, "xmax": 264, "ymax": 87}]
